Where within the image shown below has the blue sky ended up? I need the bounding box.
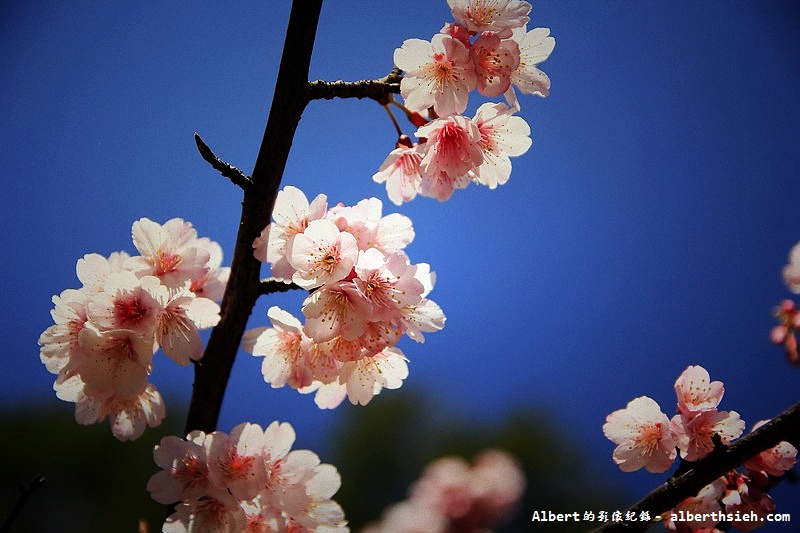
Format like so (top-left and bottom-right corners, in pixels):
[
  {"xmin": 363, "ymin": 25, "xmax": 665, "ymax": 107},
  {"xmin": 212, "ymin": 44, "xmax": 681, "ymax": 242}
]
[{"xmin": 3, "ymin": 0, "xmax": 800, "ymax": 525}]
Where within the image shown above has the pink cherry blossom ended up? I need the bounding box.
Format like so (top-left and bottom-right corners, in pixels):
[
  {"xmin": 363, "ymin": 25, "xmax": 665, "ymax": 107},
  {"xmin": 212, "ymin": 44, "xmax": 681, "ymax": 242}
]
[
  {"xmin": 38, "ymin": 288, "xmax": 89, "ymax": 375},
  {"xmin": 243, "ymin": 306, "xmax": 317, "ymax": 389},
  {"xmin": 76, "ymin": 326, "xmax": 154, "ymax": 400},
  {"xmin": 163, "ymin": 497, "xmax": 247, "ymax": 533},
  {"xmin": 674, "ymin": 365, "xmax": 724, "ymax": 415},
  {"xmin": 782, "ymin": 241, "xmax": 800, "ymax": 293},
  {"xmin": 302, "ymin": 282, "xmax": 369, "ymax": 343},
  {"xmin": 75, "ymin": 251, "xmax": 131, "ymax": 293},
  {"xmin": 671, "ymin": 410, "xmax": 745, "ymax": 461},
  {"xmin": 86, "ymin": 271, "xmax": 162, "ymax": 337},
  {"xmin": 189, "ymin": 237, "xmax": 230, "ymax": 302},
  {"xmin": 507, "ymin": 26, "xmax": 555, "ymax": 99},
  {"xmin": 153, "ymin": 287, "xmax": 220, "ymax": 366},
  {"xmin": 352, "ymin": 249, "xmax": 425, "ymax": 321},
  {"xmin": 394, "ymin": 33, "xmax": 476, "ymax": 117},
  {"xmin": 372, "ymin": 144, "xmax": 425, "ymax": 206},
  {"xmin": 721, "ymin": 472, "xmax": 776, "ymax": 532},
  {"xmin": 288, "ymin": 219, "xmax": 359, "ymax": 289},
  {"xmin": 205, "ymin": 423, "xmax": 268, "ymax": 501},
  {"xmin": 470, "ymin": 32, "xmax": 520, "ymax": 97},
  {"xmin": 362, "ymin": 500, "xmax": 449, "ymax": 533},
  {"xmin": 148, "ymin": 430, "xmax": 213, "ymax": 504},
  {"xmin": 664, "ymin": 478, "xmax": 726, "ymax": 531},
  {"xmin": 58, "ymin": 377, "xmax": 165, "ymax": 441},
  {"xmin": 603, "ymin": 396, "xmax": 677, "ymax": 473},
  {"xmin": 253, "ymin": 185, "xmax": 328, "ymax": 282},
  {"xmin": 368, "ymin": 449, "xmax": 524, "ymax": 533},
  {"xmin": 337, "ymin": 347, "xmax": 409, "ymax": 406},
  {"xmin": 127, "ymin": 217, "xmax": 211, "ymax": 290},
  {"xmin": 469, "ymin": 102, "xmax": 532, "ymax": 188},
  {"xmin": 447, "ymin": 0, "xmax": 531, "ymax": 36},
  {"xmin": 742, "ymin": 420, "xmax": 798, "ymax": 476},
  {"xmin": 771, "ymin": 299, "xmax": 800, "ymax": 365},
  {"xmin": 417, "ymin": 114, "xmax": 483, "ymax": 179}
]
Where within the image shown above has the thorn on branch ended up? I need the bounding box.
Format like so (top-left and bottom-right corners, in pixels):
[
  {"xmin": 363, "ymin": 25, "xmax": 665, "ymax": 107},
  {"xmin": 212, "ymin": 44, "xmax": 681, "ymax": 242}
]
[{"xmin": 194, "ymin": 132, "xmax": 253, "ymax": 190}]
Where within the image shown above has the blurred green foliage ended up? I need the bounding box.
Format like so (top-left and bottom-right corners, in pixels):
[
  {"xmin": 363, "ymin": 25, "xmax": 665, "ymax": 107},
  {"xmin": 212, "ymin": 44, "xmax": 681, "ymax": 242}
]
[
  {"xmin": 0, "ymin": 403, "xmax": 182, "ymax": 533},
  {"xmin": 1, "ymin": 393, "xmax": 627, "ymax": 532}
]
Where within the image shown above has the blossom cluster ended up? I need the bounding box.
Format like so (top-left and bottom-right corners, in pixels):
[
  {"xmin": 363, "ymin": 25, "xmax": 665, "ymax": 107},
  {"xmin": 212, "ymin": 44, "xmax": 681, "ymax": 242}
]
[
  {"xmin": 362, "ymin": 450, "xmax": 525, "ymax": 533},
  {"xmin": 604, "ymin": 365, "xmax": 796, "ymax": 532},
  {"xmin": 771, "ymin": 240, "xmax": 800, "ymax": 364},
  {"xmin": 373, "ymin": 0, "xmax": 554, "ymax": 204},
  {"xmin": 38, "ymin": 218, "xmax": 228, "ymax": 440},
  {"xmin": 246, "ymin": 186, "xmax": 445, "ymax": 409},
  {"xmin": 147, "ymin": 421, "xmax": 349, "ymax": 532}
]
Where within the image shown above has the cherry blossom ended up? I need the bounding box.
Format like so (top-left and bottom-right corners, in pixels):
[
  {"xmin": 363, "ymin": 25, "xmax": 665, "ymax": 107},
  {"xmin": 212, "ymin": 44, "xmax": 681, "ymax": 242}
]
[
  {"xmin": 75, "ymin": 251, "xmax": 131, "ymax": 293},
  {"xmin": 86, "ymin": 271, "xmax": 162, "ymax": 337},
  {"xmin": 149, "ymin": 422, "xmax": 349, "ymax": 532},
  {"xmin": 365, "ymin": 449, "xmax": 524, "ymax": 533},
  {"xmin": 372, "ymin": 142, "xmax": 425, "ymax": 206},
  {"xmin": 506, "ymin": 26, "xmax": 555, "ymax": 102},
  {"xmin": 671, "ymin": 409, "xmax": 745, "ymax": 461},
  {"xmin": 771, "ymin": 299, "xmax": 800, "ymax": 365},
  {"xmin": 782, "ymin": 241, "xmax": 800, "ymax": 293},
  {"xmin": 663, "ymin": 478, "xmax": 726, "ymax": 532},
  {"xmin": 394, "ymin": 33, "xmax": 476, "ymax": 117},
  {"xmin": 39, "ymin": 218, "xmax": 228, "ymax": 440},
  {"xmin": 470, "ymin": 32, "xmax": 520, "ymax": 97},
  {"xmin": 75, "ymin": 326, "xmax": 154, "ymax": 400},
  {"xmin": 153, "ymin": 287, "xmax": 221, "ymax": 366},
  {"xmin": 127, "ymin": 217, "xmax": 211, "ymax": 290},
  {"xmin": 674, "ymin": 365, "xmax": 724, "ymax": 415},
  {"xmin": 288, "ymin": 219, "xmax": 359, "ymax": 289},
  {"xmin": 447, "ymin": 0, "xmax": 531, "ymax": 36},
  {"xmin": 602, "ymin": 396, "xmax": 677, "ymax": 473},
  {"xmin": 189, "ymin": 238, "xmax": 231, "ymax": 302},
  {"xmin": 38, "ymin": 288, "xmax": 89, "ymax": 374},
  {"xmin": 253, "ymin": 185, "xmax": 328, "ymax": 282},
  {"xmin": 469, "ymin": 101, "xmax": 532, "ymax": 188},
  {"xmin": 243, "ymin": 306, "xmax": 320, "ymax": 389},
  {"xmin": 417, "ymin": 114, "xmax": 483, "ymax": 179},
  {"xmin": 742, "ymin": 420, "xmax": 798, "ymax": 477}
]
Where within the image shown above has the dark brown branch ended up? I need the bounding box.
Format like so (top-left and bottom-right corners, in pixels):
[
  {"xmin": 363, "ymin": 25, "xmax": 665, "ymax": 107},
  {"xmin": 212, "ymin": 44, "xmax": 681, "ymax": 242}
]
[
  {"xmin": 194, "ymin": 132, "xmax": 253, "ymax": 190},
  {"xmin": 183, "ymin": 0, "xmax": 324, "ymax": 435},
  {"xmin": 308, "ymin": 69, "xmax": 402, "ymax": 101},
  {"xmin": 1, "ymin": 475, "xmax": 46, "ymax": 533},
  {"xmin": 592, "ymin": 401, "xmax": 800, "ymax": 533},
  {"xmin": 259, "ymin": 278, "xmax": 305, "ymax": 296}
]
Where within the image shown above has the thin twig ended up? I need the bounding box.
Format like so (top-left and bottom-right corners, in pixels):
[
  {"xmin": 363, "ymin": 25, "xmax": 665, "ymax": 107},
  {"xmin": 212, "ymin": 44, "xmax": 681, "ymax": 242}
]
[
  {"xmin": 1, "ymin": 475, "xmax": 46, "ymax": 533},
  {"xmin": 194, "ymin": 132, "xmax": 253, "ymax": 190}
]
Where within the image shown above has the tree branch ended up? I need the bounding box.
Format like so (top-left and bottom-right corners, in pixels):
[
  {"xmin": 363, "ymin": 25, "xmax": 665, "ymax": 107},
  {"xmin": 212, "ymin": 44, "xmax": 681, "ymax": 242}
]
[
  {"xmin": 1, "ymin": 475, "xmax": 46, "ymax": 533},
  {"xmin": 259, "ymin": 278, "xmax": 305, "ymax": 296},
  {"xmin": 592, "ymin": 400, "xmax": 800, "ymax": 533},
  {"xmin": 183, "ymin": 0, "xmax": 324, "ymax": 435},
  {"xmin": 308, "ymin": 69, "xmax": 402, "ymax": 101},
  {"xmin": 194, "ymin": 132, "xmax": 253, "ymax": 190}
]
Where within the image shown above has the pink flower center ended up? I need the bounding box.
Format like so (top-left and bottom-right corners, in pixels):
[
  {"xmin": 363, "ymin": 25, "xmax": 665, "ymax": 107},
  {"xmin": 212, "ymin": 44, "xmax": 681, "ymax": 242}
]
[
  {"xmin": 176, "ymin": 454, "xmax": 208, "ymax": 490},
  {"xmin": 114, "ymin": 296, "xmax": 148, "ymax": 327},
  {"xmin": 155, "ymin": 250, "xmax": 182, "ymax": 276},
  {"xmin": 635, "ymin": 423, "xmax": 663, "ymax": 456},
  {"xmin": 220, "ymin": 449, "xmax": 255, "ymax": 481}
]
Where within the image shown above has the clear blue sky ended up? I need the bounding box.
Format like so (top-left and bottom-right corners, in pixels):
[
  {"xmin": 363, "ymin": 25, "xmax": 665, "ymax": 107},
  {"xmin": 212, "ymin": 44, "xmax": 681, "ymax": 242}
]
[{"xmin": 3, "ymin": 0, "xmax": 800, "ymax": 525}]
